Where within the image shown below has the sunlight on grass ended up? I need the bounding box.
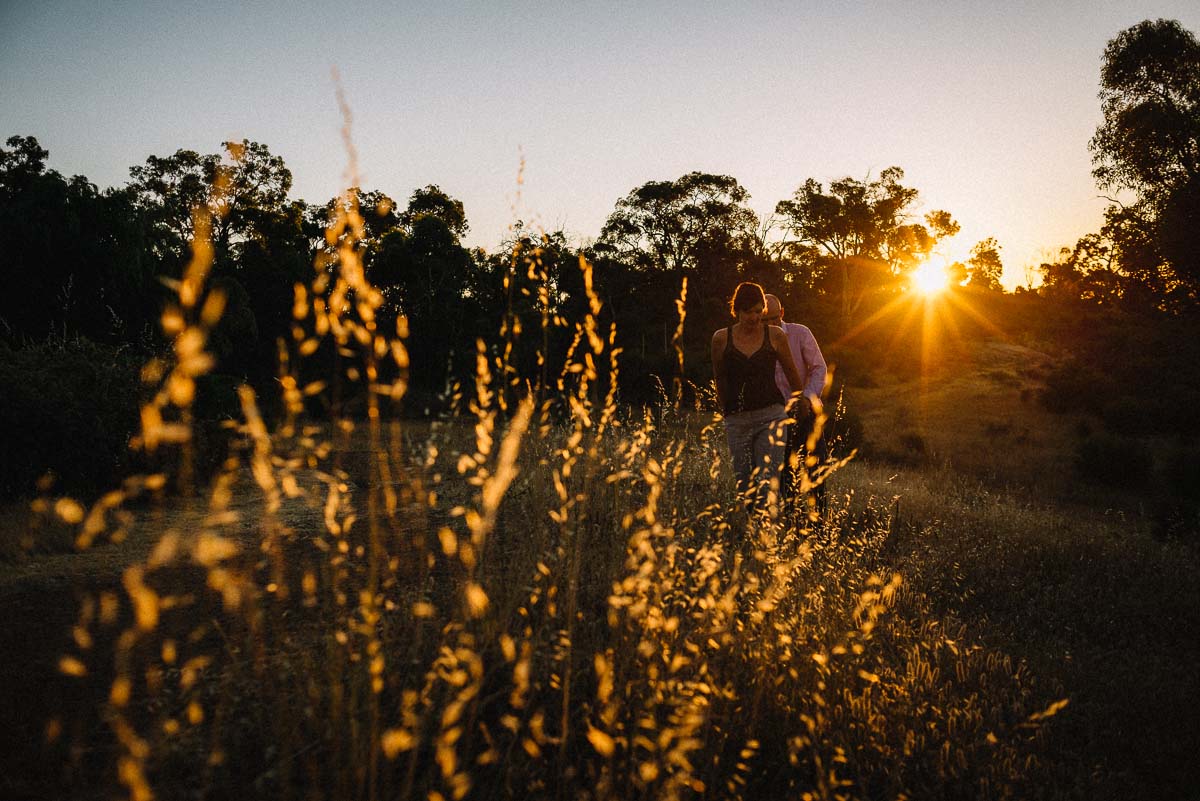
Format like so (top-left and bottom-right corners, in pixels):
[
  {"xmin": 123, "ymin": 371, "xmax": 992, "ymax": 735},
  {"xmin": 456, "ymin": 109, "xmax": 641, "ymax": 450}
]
[{"xmin": 25, "ymin": 113, "xmax": 1068, "ymax": 801}]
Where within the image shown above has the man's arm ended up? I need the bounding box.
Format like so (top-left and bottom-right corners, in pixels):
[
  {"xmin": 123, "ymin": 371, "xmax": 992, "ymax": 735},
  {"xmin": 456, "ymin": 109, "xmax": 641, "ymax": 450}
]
[
  {"xmin": 798, "ymin": 326, "xmax": 828, "ymax": 402},
  {"xmin": 770, "ymin": 328, "xmax": 809, "ymax": 417}
]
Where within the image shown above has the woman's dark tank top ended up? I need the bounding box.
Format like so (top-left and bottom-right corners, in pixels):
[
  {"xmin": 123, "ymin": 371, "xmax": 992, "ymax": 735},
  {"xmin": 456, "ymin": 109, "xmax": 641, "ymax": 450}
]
[{"xmin": 723, "ymin": 325, "xmax": 784, "ymax": 415}]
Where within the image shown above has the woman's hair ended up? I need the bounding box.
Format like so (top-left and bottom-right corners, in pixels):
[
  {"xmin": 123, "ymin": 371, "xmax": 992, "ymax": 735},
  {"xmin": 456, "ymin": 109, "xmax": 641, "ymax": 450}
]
[{"xmin": 729, "ymin": 281, "xmax": 766, "ymax": 316}]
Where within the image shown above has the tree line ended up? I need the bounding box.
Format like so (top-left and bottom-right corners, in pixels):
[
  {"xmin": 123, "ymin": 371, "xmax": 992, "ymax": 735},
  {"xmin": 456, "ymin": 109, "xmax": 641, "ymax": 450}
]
[{"xmin": 0, "ymin": 132, "xmax": 1011, "ymax": 395}]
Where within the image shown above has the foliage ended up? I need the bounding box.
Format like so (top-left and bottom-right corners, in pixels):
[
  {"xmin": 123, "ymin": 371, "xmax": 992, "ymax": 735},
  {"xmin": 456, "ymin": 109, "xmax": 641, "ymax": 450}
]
[
  {"xmin": 128, "ymin": 140, "xmax": 294, "ymax": 274},
  {"xmin": 1089, "ymin": 18, "xmax": 1200, "ymax": 298},
  {"xmin": 1091, "ymin": 19, "xmax": 1200, "ymax": 200},
  {"xmin": 966, "ymin": 237, "xmax": 1004, "ymax": 292},
  {"xmin": 774, "ymin": 167, "xmax": 958, "ymax": 323},
  {"xmin": 19, "ymin": 197, "xmax": 1072, "ymax": 801},
  {"xmin": 0, "ymin": 337, "xmax": 141, "ymax": 499},
  {"xmin": 1074, "ymin": 431, "xmax": 1153, "ymax": 488},
  {"xmin": 400, "ymin": 184, "xmax": 469, "ymax": 238},
  {"xmin": 594, "ymin": 172, "xmax": 759, "ymax": 274},
  {"xmin": 1039, "ymin": 359, "xmax": 1112, "ymax": 415},
  {"xmin": 0, "ymin": 136, "xmax": 154, "ymax": 342}
]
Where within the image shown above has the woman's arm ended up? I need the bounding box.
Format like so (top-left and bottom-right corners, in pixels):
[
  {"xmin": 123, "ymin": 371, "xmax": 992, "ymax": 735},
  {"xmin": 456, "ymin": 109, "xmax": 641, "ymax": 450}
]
[{"xmin": 710, "ymin": 329, "xmax": 727, "ymax": 411}]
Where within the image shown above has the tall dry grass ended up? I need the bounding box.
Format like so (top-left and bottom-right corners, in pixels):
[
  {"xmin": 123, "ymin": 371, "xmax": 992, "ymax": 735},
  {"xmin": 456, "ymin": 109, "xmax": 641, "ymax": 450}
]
[{"xmin": 37, "ymin": 135, "xmax": 1067, "ymax": 801}]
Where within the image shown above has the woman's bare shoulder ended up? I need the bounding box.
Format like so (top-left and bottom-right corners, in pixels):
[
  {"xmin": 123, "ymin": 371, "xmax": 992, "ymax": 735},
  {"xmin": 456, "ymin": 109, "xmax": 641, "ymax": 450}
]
[{"xmin": 711, "ymin": 327, "xmax": 729, "ymax": 345}]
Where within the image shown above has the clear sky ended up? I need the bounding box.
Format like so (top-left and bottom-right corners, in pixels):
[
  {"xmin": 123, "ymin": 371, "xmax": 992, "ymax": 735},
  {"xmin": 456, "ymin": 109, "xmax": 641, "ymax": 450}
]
[{"xmin": 2, "ymin": 1, "xmax": 1197, "ymax": 288}]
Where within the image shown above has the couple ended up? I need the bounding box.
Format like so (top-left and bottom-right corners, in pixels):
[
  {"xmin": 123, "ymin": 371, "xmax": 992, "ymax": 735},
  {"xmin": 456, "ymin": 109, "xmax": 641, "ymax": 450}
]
[{"xmin": 711, "ymin": 281, "xmax": 828, "ymax": 523}]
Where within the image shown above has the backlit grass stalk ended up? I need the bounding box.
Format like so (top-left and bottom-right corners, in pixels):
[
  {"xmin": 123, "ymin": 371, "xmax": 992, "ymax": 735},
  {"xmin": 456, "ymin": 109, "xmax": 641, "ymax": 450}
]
[{"xmin": 45, "ymin": 125, "xmax": 1072, "ymax": 801}]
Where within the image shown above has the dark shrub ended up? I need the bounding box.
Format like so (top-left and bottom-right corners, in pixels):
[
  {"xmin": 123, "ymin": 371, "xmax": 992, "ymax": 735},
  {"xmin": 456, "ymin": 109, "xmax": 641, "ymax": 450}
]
[
  {"xmin": 1041, "ymin": 360, "xmax": 1114, "ymax": 415},
  {"xmin": 0, "ymin": 338, "xmax": 141, "ymax": 499},
  {"xmin": 1103, "ymin": 395, "xmax": 1200, "ymax": 437},
  {"xmin": 1162, "ymin": 444, "xmax": 1200, "ymax": 503},
  {"xmin": 1152, "ymin": 444, "xmax": 1200, "ymax": 542},
  {"xmin": 1100, "ymin": 396, "xmax": 1147, "ymax": 435},
  {"xmin": 899, "ymin": 431, "xmax": 926, "ymax": 455},
  {"xmin": 826, "ymin": 346, "xmax": 878, "ymax": 388},
  {"xmin": 1074, "ymin": 432, "xmax": 1153, "ymax": 489}
]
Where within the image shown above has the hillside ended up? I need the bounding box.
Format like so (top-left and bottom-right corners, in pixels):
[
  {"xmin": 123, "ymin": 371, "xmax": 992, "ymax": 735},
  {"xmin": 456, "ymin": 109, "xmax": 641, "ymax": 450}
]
[{"xmin": 843, "ymin": 338, "xmax": 1088, "ymax": 495}]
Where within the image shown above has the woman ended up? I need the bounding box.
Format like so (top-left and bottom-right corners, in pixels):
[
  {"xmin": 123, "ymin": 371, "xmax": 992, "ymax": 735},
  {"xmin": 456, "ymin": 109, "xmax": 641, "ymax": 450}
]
[{"xmin": 711, "ymin": 282, "xmax": 807, "ymax": 518}]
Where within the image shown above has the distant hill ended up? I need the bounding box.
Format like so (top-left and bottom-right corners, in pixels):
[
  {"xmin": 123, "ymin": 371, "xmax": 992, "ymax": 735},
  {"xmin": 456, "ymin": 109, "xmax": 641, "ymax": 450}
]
[{"xmin": 843, "ymin": 338, "xmax": 1083, "ymax": 495}]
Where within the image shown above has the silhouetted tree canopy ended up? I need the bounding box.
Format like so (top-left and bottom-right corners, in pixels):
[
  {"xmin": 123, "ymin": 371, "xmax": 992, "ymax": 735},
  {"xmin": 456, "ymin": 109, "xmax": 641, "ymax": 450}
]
[
  {"xmin": 1090, "ymin": 18, "xmax": 1200, "ymax": 299},
  {"xmin": 967, "ymin": 238, "xmax": 1004, "ymax": 292},
  {"xmin": 0, "ymin": 135, "xmax": 152, "ymax": 341},
  {"xmin": 399, "ymin": 185, "xmax": 468, "ymax": 240},
  {"xmin": 775, "ymin": 167, "xmax": 958, "ymax": 322},
  {"xmin": 595, "ymin": 172, "xmax": 759, "ymax": 273}
]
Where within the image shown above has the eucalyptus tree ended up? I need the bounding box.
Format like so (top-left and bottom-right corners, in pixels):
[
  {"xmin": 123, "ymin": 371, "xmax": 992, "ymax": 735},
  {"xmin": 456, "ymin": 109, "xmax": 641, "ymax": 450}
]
[
  {"xmin": 594, "ymin": 172, "xmax": 759, "ymax": 274},
  {"xmin": 128, "ymin": 140, "xmax": 293, "ymax": 275},
  {"xmin": 774, "ymin": 167, "xmax": 958, "ymax": 325},
  {"xmin": 399, "ymin": 184, "xmax": 468, "ymax": 240},
  {"xmin": 966, "ymin": 237, "xmax": 1004, "ymax": 292},
  {"xmin": 366, "ymin": 186, "xmax": 474, "ymax": 402},
  {"xmin": 1090, "ymin": 18, "xmax": 1200, "ymax": 300},
  {"xmin": 593, "ymin": 172, "xmax": 762, "ymax": 385},
  {"xmin": 128, "ymin": 140, "xmax": 304, "ymax": 381},
  {"xmin": 0, "ymin": 136, "xmax": 150, "ymax": 341}
]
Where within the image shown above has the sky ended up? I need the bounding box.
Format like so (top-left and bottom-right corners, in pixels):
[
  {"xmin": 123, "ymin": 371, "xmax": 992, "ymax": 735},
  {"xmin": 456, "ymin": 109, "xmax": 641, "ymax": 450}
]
[{"xmin": 2, "ymin": 1, "xmax": 1198, "ymax": 289}]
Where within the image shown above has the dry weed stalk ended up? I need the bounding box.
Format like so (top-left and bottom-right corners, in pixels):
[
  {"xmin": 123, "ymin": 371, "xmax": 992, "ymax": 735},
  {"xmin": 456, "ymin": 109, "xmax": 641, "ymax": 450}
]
[{"xmin": 44, "ymin": 122, "xmax": 1067, "ymax": 801}]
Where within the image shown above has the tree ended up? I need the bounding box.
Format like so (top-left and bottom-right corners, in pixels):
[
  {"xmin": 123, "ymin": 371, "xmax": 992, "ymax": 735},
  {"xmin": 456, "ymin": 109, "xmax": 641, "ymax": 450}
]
[
  {"xmin": 1037, "ymin": 232, "xmax": 1124, "ymax": 306},
  {"xmin": 399, "ymin": 185, "xmax": 467, "ymax": 240},
  {"xmin": 465, "ymin": 226, "xmax": 594, "ymax": 398},
  {"xmin": 129, "ymin": 140, "xmax": 294, "ymax": 275},
  {"xmin": 966, "ymin": 237, "xmax": 1004, "ymax": 291},
  {"xmin": 594, "ymin": 172, "xmax": 759, "ymax": 273},
  {"xmin": 1091, "ymin": 19, "xmax": 1200, "ymax": 197},
  {"xmin": 0, "ymin": 135, "xmax": 50, "ymax": 186},
  {"xmin": 0, "ymin": 136, "xmax": 150, "ymax": 341},
  {"xmin": 128, "ymin": 148, "xmax": 218, "ymax": 274},
  {"xmin": 307, "ymin": 187, "xmax": 402, "ymax": 277},
  {"xmin": 237, "ymin": 198, "xmax": 311, "ymax": 356},
  {"xmin": 217, "ymin": 140, "xmax": 293, "ymax": 262},
  {"xmin": 128, "ymin": 140, "xmax": 306, "ymax": 385},
  {"xmin": 1090, "ymin": 19, "xmax": 1200, "ymax": 295},
  {"xmin": 775, "ymin": 167, "xmax": 957, "ymax": 323},
  {"xmin": 368, "ymin": 188, "xmax": 474, "ymax": 400}
]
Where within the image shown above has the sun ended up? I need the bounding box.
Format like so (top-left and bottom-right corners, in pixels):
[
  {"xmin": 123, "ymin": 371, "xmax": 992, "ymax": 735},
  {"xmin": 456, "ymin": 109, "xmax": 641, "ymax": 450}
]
[{"xmin": 911, "ymin": 260, "xmax": 949, "ymax": 296}]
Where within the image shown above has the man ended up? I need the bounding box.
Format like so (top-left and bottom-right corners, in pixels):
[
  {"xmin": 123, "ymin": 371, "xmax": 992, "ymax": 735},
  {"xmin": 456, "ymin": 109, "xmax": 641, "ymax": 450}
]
[{"xmin": 764, "ymin": 294, "xmax": 828, "ymax": 519}]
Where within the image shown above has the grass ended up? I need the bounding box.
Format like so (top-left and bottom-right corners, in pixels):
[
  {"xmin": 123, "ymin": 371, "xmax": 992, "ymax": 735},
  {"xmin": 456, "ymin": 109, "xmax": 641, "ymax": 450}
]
[
  {"xmin": 844, "ymin": 339, "xmax": 1084, "ymax": 493},
  {"xmin": 1, "ymin": 141, "xmax": 1197, "ymax": 801},
  {"xmin": 841, "ymin": 460, "xmax": 1200, "ymax": 799}
]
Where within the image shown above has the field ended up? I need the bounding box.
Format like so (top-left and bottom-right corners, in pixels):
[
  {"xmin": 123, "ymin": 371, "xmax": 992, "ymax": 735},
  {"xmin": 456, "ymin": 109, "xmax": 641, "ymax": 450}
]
[
  {"xmin": 2, "ymin": 314, "xmax": 1197, "ymax": 801},
  {"xmin": 1, "ymin": 177, "xmax": 1197, "ymax": 801},
  {"xmin": 5, "ymin": 11, "xmax": 1200, "ymax": 799}
]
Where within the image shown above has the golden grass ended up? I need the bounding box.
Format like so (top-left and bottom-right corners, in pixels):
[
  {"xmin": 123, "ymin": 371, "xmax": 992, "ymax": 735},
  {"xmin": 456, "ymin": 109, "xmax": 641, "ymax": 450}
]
[
  {"xmin": 845, "ymin": 339, "xmax": 1087, "ymax": 492},
  {"xmin": 5, "ymin": 139, "xmax": 1089, "ymax": 801}
]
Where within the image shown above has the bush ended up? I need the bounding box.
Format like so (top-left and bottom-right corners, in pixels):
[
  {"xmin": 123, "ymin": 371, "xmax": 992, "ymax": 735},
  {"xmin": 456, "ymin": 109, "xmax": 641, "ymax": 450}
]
[
  {"xmin": 1150, "ymin": 444, "xmax": 1200, "ymax": 541},
  {"xmin": 1103, "ymin": 394, "xmax": 1200, "ymax": 437},
  {"xmin": 1073, "ymin": 432, "xmax": 1153, "ymax": 489},
  {"xmin": 826, "ymin": 345, "xmax": 879, "ymax": 388},
  {"xmin": 1040, "ymin": 360, "xmax": 1113, "ymax": 415},
  {"xmin": 0, "ymin": 338, "xmax": 142, "ymax": 499}
]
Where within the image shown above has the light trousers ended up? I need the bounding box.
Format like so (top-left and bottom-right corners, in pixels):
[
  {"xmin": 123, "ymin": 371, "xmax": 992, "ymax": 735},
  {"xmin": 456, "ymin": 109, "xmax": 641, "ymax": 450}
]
[{"xmin": 723, "ymin": 403, "xmax": 788, "ymax": 517}]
